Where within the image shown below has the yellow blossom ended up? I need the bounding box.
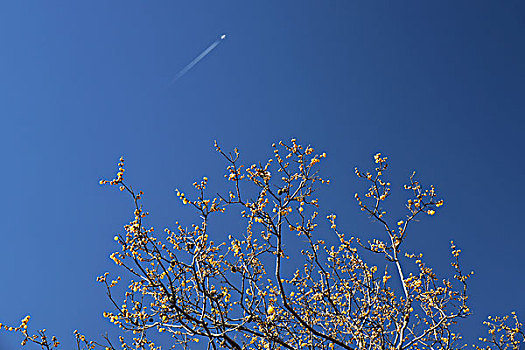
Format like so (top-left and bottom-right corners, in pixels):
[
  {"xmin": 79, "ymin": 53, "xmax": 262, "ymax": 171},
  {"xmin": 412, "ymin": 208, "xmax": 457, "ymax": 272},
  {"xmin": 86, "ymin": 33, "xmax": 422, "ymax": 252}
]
[{"xmin": 267, "ymin": 305, "xmax": 275, "ymax": 315}]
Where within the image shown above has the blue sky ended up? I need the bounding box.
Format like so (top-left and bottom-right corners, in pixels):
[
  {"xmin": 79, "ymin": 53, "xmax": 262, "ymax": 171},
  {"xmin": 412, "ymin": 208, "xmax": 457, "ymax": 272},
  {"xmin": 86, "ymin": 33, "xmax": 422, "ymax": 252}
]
[{"xmin": 1, "ymin": 1, "xmax": 524, "ymax": 348}]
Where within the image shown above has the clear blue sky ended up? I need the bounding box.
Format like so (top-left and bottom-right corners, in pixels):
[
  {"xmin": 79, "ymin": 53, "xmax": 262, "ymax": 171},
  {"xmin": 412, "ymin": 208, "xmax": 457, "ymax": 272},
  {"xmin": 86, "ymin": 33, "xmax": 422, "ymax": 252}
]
[{"xmin": 1, "ymin": 1, "xmax": 524, "ymax": 348}]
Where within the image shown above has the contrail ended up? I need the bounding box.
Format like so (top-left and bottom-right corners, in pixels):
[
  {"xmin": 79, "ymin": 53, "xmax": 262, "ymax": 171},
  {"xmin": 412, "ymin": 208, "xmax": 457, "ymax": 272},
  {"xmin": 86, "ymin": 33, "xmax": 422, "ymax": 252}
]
[{"xmin": 170, "ymin": 34, "xmax": 227, "ymax": 84}]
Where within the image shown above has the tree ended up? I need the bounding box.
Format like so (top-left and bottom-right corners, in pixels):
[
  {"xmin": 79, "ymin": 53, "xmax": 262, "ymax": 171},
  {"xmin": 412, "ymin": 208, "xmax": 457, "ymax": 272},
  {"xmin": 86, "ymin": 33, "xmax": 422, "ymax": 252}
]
[{"xmin": 1, "ymin": 139, "xmax": 523, "ymax": 349}]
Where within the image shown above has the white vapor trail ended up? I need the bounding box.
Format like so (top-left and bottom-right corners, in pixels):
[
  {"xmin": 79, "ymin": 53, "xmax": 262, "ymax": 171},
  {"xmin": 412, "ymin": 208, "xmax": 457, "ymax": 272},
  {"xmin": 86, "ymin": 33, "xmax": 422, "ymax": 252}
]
[{"xmin": 170, "ymin": 34, "xmax": 226, "ymax": 84}]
